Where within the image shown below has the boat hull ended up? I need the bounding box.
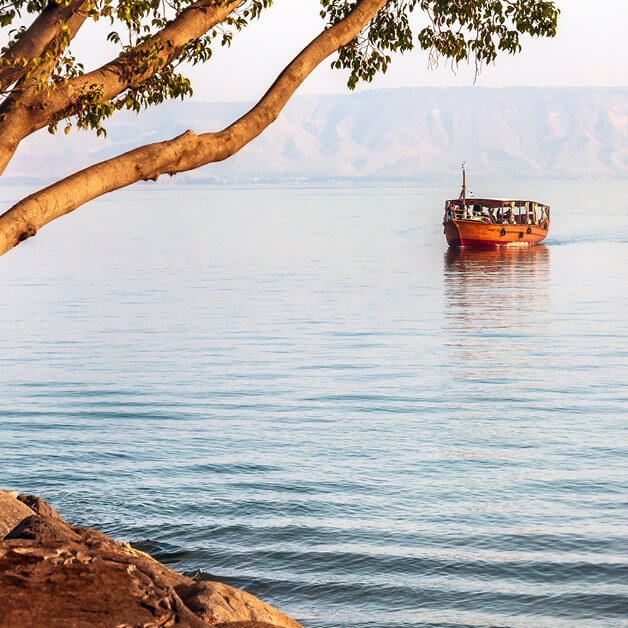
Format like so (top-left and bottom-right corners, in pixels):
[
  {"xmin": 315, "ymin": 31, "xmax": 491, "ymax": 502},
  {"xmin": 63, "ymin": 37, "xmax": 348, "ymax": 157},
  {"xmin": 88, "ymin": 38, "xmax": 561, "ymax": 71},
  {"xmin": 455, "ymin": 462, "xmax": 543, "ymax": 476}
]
[{"xmin": 444, "ymin": 219, "xmax": 549, "ymax": 248}]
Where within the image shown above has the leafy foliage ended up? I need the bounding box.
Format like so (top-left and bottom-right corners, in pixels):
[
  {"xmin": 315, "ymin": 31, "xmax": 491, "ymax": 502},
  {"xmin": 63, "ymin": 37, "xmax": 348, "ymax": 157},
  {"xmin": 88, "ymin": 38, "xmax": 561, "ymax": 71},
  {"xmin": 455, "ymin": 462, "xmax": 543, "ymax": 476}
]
[
  {"xmin": 321, "ymin": 0, "xmax": 559, "ymax": 89},
  {"xmin": 0, "ymin": 0, "xmax": 559, "ymax": 134},
  {"xmin": 1, "ymin": 0, "xmax": 274, "ymax": 134}
]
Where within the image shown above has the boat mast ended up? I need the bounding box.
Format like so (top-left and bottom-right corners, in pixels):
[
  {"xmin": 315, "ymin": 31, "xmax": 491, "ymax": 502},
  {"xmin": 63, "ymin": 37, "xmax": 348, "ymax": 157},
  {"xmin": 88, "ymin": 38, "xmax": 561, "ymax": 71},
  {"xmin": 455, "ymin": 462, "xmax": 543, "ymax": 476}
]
[{"xmin": 461, "ymin": 162, "xmax": 467, "ymax": 218}]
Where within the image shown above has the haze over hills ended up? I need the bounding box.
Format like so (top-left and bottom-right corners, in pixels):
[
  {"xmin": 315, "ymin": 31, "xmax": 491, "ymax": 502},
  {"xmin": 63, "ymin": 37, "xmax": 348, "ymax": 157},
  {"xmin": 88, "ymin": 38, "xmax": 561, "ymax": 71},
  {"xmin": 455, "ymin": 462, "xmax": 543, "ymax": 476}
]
[{"xmin": 6, "ymin": 87, "xmax": 628, "ymax": 186}]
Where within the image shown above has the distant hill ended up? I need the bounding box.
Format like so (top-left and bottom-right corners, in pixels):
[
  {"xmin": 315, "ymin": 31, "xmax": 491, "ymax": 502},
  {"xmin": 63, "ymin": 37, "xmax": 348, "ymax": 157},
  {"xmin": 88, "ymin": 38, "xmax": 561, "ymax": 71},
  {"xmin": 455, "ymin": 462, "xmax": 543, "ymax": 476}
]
[{"xmin": 5, "ymin": 87, "xmax": 628, "ymax": 186}]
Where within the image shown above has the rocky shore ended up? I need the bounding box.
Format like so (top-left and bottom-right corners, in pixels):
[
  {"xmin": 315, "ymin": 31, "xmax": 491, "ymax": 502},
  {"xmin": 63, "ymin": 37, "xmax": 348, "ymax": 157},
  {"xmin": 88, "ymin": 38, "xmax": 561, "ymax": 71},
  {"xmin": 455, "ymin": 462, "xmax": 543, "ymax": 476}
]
[{"xmin": 0, "ymin": 489, "xmax": 302, "ymax": 628}]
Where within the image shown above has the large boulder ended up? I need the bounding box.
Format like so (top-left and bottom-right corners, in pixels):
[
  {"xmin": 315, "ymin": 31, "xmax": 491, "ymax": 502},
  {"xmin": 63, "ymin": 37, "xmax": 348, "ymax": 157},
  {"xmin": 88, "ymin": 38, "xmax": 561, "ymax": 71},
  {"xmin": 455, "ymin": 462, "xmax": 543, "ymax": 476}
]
[{"xmin": 0, "ymin": 489, "xmax": 302, "ymax": 628}]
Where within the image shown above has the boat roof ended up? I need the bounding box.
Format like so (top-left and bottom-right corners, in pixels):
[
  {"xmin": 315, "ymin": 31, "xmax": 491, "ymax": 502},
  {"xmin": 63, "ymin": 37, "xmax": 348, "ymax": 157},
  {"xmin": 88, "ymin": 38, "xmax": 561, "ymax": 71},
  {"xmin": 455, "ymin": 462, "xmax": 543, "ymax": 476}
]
[{"xmin": 446, "ymin": 198, "xmax": 548, "ymax": 207}]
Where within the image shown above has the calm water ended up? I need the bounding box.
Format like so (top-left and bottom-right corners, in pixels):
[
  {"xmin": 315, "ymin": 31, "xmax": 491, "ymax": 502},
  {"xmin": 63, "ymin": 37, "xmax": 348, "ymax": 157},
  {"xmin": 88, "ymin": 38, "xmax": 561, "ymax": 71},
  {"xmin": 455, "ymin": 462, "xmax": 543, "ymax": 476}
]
[{"xmin": 1, "ymin": 182, "xmax": 627, "ymax": 628}]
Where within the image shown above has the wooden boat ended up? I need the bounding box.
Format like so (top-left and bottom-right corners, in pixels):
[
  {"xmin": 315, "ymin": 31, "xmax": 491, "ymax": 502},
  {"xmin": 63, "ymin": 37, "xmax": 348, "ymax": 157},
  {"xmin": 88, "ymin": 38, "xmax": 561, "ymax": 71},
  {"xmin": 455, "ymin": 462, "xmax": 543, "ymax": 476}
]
[{"xmin": 443, "ymin": 166, "xmax": 550, "ymax": 248}]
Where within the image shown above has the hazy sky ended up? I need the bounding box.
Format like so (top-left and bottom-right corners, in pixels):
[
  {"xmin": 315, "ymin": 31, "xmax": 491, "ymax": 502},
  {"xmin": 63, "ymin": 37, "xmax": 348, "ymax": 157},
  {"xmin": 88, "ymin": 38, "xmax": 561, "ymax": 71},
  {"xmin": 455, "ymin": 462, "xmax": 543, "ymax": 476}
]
[{"xmin": 180, "ymin": 0, "xmax": 628, "ymax": 102}]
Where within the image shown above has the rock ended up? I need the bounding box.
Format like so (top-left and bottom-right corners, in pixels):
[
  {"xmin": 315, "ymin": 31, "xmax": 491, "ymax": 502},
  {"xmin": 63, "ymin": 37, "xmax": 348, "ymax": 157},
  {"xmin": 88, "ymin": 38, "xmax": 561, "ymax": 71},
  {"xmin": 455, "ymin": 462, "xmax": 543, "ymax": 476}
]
[
  {"xmin": 5, "ymin": 515, "xmax": 83, "ymax": 544},
  {"xmin": 0, "ymin": 538, "xmax": 209, "ymax": 628},
  {"xmin": 0, "ymin": 490, "xmax": 303, "ymax": 628},
  {"xmin": 17, "ymin": 494, "xmax": 65, "ymax": 520},
  {"xmin": 177, "ymin": 581, "xmax": 302, "ymax": 627},
  {"xmin": 215, "ymin": 624, "xmax": 293, "ymax": 628},
  {"xmin": 0, "ymin": 490, "xmax": 35, "ymax": 539}
]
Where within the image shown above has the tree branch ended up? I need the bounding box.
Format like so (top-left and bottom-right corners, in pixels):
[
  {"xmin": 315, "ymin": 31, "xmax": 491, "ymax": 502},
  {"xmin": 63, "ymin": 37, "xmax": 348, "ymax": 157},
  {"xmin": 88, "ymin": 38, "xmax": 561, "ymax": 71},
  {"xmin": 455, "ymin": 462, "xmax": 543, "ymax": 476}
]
[
  {"xmin": 0, "ymin": 0, "xmax": 390, "ymax": 257},
  {"xmin": 0, "ymin": 0, "xmax": 88, "ymax": 92},
  {"xmin": 0, "ymin": 0, "xmax": 245, "ymax": 177},
  {"xmin": 44, "ymin": 0, "xmax": 247, "ymax": 113}
]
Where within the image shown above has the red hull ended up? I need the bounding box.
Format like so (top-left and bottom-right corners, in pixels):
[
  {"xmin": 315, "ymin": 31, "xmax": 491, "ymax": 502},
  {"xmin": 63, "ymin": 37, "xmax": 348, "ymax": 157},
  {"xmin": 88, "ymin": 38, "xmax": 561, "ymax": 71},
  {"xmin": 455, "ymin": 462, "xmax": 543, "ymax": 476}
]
[{"xmin": 444, "ymin": 219, "xmax": 549, "ymax": 248}]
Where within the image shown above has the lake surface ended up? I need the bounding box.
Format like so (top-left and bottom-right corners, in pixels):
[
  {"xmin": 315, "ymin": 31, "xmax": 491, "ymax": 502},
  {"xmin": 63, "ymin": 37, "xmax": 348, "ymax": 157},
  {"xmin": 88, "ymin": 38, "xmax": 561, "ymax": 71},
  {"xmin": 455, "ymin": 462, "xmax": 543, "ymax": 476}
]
[{"xmin": 1, "ymin": 181, "xmax": 627, "ymax": 628}]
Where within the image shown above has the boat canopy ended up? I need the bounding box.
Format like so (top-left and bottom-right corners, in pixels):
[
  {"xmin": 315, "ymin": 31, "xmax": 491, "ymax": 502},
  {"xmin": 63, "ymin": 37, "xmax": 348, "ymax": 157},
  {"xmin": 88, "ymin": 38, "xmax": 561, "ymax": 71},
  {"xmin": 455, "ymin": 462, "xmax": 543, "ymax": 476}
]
[{"xmin": 445, "ymin": 198, "xmax": 548, "ymax": 208}]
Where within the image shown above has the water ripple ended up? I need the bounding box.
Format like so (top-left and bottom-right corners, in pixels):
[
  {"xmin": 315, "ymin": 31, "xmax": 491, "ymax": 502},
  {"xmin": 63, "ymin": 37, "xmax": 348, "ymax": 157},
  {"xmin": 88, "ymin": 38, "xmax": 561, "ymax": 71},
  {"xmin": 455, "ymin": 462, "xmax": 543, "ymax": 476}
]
[{"xmin": 1, "ymin": 184, "xmax": 627, "ymax": 627}]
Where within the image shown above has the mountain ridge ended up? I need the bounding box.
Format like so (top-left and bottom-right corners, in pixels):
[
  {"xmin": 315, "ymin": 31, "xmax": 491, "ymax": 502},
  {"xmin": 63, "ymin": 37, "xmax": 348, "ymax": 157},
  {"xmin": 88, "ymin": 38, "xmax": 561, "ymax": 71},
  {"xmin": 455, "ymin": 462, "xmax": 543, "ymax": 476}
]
[{"xmin": 5, "ymin": 86, "xmax": 628, "ymax": 186}]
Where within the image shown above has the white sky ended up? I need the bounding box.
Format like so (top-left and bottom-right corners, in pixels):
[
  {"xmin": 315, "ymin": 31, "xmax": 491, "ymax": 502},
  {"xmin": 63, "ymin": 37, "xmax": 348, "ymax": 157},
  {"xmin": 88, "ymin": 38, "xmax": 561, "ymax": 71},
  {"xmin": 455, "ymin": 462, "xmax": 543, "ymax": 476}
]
[
  {"xmin": 182, "ymin": 0, "xmax": 628, "ymax": 101},
  {"xmin": 70, "ymin": 0, "xmax": 628, "ymax": 102}
]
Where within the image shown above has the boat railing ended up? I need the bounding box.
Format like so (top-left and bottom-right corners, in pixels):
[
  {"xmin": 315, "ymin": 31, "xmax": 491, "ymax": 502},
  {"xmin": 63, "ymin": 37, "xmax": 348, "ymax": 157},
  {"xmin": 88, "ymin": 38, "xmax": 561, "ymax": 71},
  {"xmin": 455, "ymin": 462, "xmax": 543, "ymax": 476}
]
[
  {"xmin": 446, "ymin": 208, "xmax": 492, "ymax": 222},
  {"xmin": 444, "ymin": 204, "xmax": 550, "ymax": 227}
]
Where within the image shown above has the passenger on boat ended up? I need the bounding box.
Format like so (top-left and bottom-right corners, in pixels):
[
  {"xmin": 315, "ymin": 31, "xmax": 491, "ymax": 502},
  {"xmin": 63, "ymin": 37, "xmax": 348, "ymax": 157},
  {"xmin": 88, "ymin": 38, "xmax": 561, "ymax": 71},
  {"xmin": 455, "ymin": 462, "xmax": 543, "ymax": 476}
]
[{"xmin": 541, "ymin": 206, "xmax": 548, "ymax": 223}]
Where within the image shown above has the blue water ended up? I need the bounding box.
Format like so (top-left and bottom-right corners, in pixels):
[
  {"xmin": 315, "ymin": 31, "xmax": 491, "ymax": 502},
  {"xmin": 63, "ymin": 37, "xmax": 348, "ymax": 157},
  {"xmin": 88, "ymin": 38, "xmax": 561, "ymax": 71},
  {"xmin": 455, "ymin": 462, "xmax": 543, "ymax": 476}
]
[{"xmin": 1, "ymin": 182, "xmax": 627, "ymax": 628}]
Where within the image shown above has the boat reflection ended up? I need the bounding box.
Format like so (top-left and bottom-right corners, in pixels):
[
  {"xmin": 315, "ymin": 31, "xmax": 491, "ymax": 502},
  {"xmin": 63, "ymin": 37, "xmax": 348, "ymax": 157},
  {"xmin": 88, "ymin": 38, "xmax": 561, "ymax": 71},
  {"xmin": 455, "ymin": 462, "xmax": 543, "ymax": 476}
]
[{"xmin": 443, "ymin": 245, "xmax": 551, "ymax": 380}]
